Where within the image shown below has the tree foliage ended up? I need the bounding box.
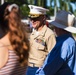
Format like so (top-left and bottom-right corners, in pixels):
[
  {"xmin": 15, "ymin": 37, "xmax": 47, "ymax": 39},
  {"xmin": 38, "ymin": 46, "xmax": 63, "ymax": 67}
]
[{"xmin": 0, "ymin": 0, "xmax": 76, "ymax": 18}]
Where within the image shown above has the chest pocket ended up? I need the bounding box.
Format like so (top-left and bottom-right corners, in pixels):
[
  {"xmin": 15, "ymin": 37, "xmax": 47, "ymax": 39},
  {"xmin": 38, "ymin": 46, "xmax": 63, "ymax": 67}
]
[
  {"xmin": 38, "ymin": 43, "xmax": 45, "ymax": 50},
  {"xmin": 35, "ymin": 38, "xmax": 46, "ymax": 51},
  {"xmin": 30, "ymin": 31, "xmax": 46, "ymax": 51}
]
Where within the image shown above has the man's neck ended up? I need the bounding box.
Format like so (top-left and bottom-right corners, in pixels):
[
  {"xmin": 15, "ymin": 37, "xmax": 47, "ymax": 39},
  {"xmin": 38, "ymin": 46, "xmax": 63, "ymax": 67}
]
[{"xmin": 36, "ymin": 25, "xmax": 44, "ymax": 31}]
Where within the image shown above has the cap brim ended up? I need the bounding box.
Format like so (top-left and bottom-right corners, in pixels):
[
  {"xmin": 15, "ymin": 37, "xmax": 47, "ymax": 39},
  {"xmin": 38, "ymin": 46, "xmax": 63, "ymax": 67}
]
[
  {"xmin": 28, "ymin": 13, "xmax": 40, "ymax": 18},
  {"xmin": 50, "ymin": 20, "xmax": 76, "ymax": 33},
  {"xmin": 28, "ymin": 15, "xmax": 39, "ymax": 18},
  {"xmin": 65, "ymin": 27, "xmax": 76, "ymax": 33}
]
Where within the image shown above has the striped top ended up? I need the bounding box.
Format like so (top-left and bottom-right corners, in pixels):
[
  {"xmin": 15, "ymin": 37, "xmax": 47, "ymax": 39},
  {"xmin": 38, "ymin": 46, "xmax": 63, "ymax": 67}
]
[{"xmin": 0, "ymin": 50, "xmax": 26, "ymax": 75}]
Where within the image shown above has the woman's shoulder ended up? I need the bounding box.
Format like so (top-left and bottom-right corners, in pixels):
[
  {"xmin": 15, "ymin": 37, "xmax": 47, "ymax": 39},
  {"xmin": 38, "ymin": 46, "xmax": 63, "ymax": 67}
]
[{"xmin": 0, "ymin": 42, "xmax": 8, "ymax": 69}]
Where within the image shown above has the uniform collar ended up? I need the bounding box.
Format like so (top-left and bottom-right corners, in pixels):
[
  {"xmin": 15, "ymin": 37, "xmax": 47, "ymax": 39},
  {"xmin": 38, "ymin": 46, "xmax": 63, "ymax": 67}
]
[{"xmin": 31, "ymin": 25, "xmax": 48, "ymax": 38}]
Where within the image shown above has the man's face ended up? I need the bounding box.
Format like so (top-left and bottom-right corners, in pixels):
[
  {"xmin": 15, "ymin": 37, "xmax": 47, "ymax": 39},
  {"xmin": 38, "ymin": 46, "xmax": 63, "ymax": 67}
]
[{"xmin": 30, "ymin": 15, "xmax": 45, "ymax": 30}]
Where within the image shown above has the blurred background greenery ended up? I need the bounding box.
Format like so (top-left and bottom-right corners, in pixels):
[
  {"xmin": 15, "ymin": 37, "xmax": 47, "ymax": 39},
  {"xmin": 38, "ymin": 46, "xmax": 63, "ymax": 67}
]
[
  {"xmin": 0, "ymin": 0, "xmax": 76, "ymax": 38},
  {"xmin": 0, "ymin": 0, "xmax": 76, "ymax": 18}
]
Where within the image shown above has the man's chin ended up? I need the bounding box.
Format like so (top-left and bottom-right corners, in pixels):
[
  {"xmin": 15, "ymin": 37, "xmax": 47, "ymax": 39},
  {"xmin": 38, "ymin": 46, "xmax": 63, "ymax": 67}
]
[{"xmin": 32, "ymin": 26, "xmax": 36, "ymax": 29}]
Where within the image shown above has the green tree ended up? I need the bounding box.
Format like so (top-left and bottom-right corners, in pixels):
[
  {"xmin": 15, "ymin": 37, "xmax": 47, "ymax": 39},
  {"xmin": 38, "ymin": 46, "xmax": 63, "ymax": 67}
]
[
  {"xmin": 7, "ymin": 0, "xmax": 28, "ymax": 6},
  {"xmin": 34, "ymin": 0, "xmax": 38, "ymax": 5},
  {"xmin": 1, "ymin": 0, "xmax": 75, "ymax": 17},
  {"xmin": 70, "ymin": 0, "xmax": 76, "ymax": 16}
]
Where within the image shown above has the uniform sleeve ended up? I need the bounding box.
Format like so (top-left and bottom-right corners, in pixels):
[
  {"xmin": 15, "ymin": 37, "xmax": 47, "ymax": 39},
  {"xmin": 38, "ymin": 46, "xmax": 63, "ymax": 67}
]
[{"xmin": 46, "ymin": 34, "xmax": 56, "ymax": 53}]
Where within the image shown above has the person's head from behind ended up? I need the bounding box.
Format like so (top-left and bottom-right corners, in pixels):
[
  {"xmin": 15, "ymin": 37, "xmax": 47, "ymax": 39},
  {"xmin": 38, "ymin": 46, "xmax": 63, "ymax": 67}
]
[
  {"xmin": 0, "ymin": 2, "xmax": 30, "ymax": 67},
  {"xmin": 28, "ymin": 5, "xmax": 49, "ymax": 31},
  {"xmin": 0, "ymin": 2, "xmax": 19, "ymax": 33},
  {"xmin": 50, "ymin": 10, "xmax": 76, "ymax": 36}
]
